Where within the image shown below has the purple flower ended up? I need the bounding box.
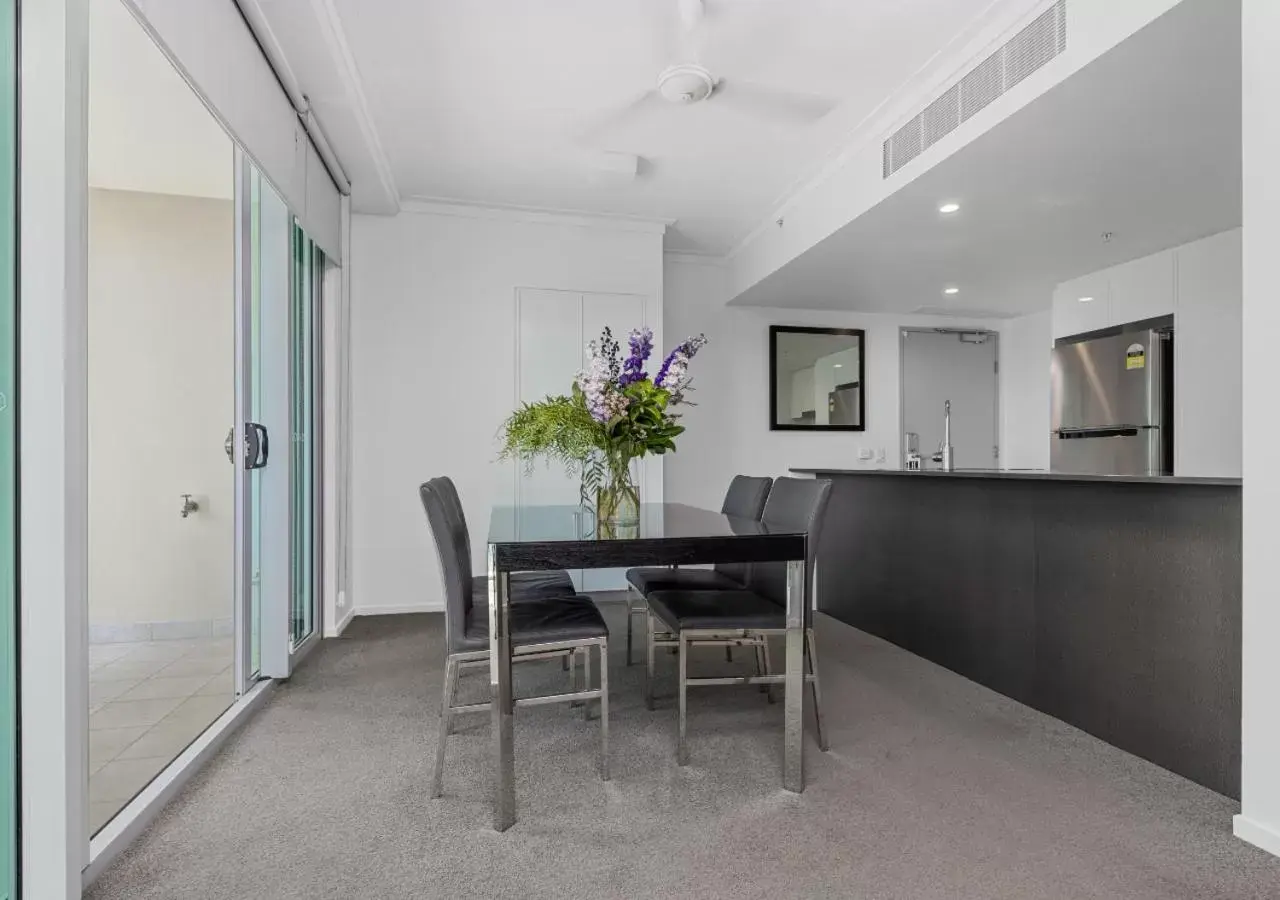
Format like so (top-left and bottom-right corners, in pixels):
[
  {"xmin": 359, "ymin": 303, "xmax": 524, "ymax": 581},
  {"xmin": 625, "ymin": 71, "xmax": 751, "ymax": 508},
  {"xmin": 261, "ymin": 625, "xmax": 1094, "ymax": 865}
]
[
  {"xmin": 654, "ymin": 334, "xmax": 707, "ymax": 402},
  {"xmin": 577, "ymin": 329, "xmax": 631, "ymax": 422},
  {"xmin": 619, "ymin": 327, "xmax": 653, "ymax": 387}
]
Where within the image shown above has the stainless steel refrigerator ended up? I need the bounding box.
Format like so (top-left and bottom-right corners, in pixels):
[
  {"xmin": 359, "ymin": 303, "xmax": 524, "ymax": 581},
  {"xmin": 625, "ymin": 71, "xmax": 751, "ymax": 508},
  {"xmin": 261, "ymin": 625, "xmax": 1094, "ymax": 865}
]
[{"xmin": 1050, "ymin": 319, "xmax": 1174, "ymax": 476}]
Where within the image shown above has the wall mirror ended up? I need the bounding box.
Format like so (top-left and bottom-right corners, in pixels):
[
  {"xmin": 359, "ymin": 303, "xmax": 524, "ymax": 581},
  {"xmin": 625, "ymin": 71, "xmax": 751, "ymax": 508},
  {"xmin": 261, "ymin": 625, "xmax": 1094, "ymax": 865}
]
[{"xmin": 770, "ymin": 326, "xmax": 865, "ymax": 431}]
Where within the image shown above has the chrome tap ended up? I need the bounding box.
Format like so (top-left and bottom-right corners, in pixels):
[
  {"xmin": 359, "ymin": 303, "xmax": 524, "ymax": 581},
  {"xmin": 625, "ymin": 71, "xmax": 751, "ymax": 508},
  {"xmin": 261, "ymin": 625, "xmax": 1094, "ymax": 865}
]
[{"xmin": 931, "ymin": 400, "xmax": 954, "ymax": 471}]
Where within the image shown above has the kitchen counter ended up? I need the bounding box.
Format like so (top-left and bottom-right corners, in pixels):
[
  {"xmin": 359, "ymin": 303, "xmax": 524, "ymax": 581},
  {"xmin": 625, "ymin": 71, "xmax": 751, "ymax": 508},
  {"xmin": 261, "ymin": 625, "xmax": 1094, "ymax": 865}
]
[
  {"xmin": 789, "ymin": 466, "xmax": 1241, "ymax": 486},
  {"xmin": 804, "ymin": 467, "xmax": 1241, "ymax": 798}
]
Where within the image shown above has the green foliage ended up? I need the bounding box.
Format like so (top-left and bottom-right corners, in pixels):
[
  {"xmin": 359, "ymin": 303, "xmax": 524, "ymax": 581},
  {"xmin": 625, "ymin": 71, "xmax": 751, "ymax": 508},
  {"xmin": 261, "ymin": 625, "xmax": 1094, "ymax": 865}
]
[
  {"xmin": 601, "ymin": 380, "xmax": 686, "ymax": 461},
  {"xmin": 497, "ymin": 393, "xmax": 600, "ymax": 476}
]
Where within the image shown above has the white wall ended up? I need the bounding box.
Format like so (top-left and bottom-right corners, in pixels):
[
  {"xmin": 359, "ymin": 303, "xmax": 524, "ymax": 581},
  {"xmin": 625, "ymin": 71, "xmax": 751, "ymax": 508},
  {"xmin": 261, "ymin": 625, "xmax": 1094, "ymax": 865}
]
[
  {"xmin": 998, "ymin": 310, "xmax": 1052, "ymax": 470},
  {"xmin": 87, "ymin": 188, "xmax": 235, "ymax": 634},
  {"xmin": 1176, "ymin": 229, "xmax": 1243, "ymax": 479},
  {"xmin": 349, "ymin": 206, "xmax": 664, "ymax": 614},
  {"xmin": 662, "ymin": 257, "xmax": 1004, "ymax": 510},
  {"xmin": 1045, "ymin": 227, "xmax": 1243, "ymax": 478},
  {"xmin": 1237, "ymin": 0, "xmax": 1280, "ymax": 860}
]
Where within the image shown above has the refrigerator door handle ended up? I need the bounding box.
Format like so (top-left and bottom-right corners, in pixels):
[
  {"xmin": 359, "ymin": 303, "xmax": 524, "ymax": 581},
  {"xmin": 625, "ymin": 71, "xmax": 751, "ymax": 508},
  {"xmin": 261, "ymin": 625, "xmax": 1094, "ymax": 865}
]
[{"xmin": 1055, "ymin": 425, "xmax": 1149, "ymax": 439}]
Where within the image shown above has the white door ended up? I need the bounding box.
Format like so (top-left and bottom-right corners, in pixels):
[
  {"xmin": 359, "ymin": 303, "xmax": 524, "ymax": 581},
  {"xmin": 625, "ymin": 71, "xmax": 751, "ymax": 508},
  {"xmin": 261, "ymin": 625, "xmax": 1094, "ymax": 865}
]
[
  {"xmin": 901, "ymin": 329, "xmax": 999, "ymax": 469},
  {"xmin": 515, "ymin": 288, "xmax": 652, "ymax": 591}
]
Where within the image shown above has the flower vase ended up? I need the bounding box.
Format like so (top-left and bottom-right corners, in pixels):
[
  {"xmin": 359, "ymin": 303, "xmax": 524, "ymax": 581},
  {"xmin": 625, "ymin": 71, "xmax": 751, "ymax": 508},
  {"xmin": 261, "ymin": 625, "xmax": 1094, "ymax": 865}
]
[{"xmin": 596, "ymin": 458, "xmax": 640, "ymax": 533}]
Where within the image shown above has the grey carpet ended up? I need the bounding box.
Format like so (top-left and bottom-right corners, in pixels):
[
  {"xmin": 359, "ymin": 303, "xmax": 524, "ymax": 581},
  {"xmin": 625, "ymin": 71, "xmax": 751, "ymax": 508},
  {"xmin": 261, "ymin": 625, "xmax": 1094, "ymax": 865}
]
[{"xmin": 86, "ymin": 604, "xmax": 1280, "ymax": 900}]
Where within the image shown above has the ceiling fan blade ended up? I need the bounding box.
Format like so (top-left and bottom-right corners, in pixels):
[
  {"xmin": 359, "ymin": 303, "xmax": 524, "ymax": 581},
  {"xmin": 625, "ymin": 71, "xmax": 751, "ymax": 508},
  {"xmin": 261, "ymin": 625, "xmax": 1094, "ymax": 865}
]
[
  {"xmin": 574, "ymin": 89, "xmax": 666, "ymax": 147},
  {"xmin": 712, "ymin": 79, "xmax": 836, "ymax": 125}
]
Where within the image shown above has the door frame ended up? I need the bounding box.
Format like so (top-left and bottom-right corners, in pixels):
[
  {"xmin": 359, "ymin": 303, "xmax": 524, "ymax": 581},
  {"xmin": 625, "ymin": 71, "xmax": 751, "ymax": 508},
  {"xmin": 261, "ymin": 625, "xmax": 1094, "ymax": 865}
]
[{"xmin": 898, "ymin": 326, "xmax": 1001, "ymax": 469}]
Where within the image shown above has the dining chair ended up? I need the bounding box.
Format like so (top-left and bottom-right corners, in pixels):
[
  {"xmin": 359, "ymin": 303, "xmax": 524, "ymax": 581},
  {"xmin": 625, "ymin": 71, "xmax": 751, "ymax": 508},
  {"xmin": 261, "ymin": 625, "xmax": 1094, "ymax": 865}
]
[
  {"xmin": 420, "ymin": 479, "xmax": 611, "ymax": 796},
  {"xmin": 643, "ymin": 476, "xmax": 833, "ymax": 765},
  {"xmin": 432, "ymin": 475, "xmax": 579, "ymax": 605},
  {"xmin": 622, "ymin": 475, "xmax": 773, "ymax": 665}
]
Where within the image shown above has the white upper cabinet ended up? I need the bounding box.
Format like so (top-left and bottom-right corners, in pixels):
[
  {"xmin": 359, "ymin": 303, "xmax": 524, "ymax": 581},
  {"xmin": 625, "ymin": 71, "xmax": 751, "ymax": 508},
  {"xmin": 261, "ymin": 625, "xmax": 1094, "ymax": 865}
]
[
  {"xmin": 1109, "ymin": 249, "xmax": 1175, "ymax": 326},
  {"xmin": 1052, "ymin": 270, "xmax": 1111, "ymax": 339},
  {"xmin": 1051, "ymin": 247, "xmax": 1177, "ymax": 340}
]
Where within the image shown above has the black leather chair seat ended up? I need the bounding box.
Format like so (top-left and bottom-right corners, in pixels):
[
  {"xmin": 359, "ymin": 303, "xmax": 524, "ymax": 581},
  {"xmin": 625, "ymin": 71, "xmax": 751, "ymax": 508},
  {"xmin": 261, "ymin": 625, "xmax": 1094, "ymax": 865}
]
[
  {"xmin": 626, "ymin": 567, "xmax": 742, "ymax": 596},
  {"xmin": 457, "ymin": 596, "xmax": 609, "ymax": 651},
  {"xmin": 472, "ymin": 570, "xmax": 577, "ymax": 603},
  {"xmin": 647, "ymin": 589, "xmax": 784, "ymax": 632}
]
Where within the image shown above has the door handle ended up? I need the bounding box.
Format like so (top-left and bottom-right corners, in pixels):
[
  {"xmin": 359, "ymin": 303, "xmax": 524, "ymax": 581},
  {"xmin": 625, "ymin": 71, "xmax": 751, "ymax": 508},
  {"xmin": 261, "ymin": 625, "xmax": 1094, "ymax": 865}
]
[
  {"xmin": 246, "ymin": 422, "xmax": 269, "ymax": 469},
  {"xmin": 227, "ymin": 423, "xmax": 270, "ymax": 468}
]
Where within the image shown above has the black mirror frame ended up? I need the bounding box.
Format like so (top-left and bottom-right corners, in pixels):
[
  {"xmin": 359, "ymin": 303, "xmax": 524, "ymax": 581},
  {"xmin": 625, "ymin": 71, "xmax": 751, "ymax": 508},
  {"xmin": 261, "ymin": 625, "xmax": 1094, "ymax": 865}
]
[{"xmin": 768, "ymin": 325, "xmax": 866, "ymax": 432}]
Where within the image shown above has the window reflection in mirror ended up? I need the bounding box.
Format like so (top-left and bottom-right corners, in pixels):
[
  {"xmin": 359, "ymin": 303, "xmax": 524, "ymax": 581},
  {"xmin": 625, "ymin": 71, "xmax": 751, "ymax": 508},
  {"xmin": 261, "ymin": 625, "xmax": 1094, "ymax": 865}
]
[{"xmin": 769, "ymin": 326, "xmax": 865, "ymax": 431}]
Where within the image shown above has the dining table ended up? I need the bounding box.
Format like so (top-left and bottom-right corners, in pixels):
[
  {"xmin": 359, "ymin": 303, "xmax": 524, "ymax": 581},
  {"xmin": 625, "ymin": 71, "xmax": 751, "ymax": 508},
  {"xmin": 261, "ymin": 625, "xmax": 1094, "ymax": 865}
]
[{"xmin": 485, "ymin": 501, "xmax": 811, "ymax": 831}]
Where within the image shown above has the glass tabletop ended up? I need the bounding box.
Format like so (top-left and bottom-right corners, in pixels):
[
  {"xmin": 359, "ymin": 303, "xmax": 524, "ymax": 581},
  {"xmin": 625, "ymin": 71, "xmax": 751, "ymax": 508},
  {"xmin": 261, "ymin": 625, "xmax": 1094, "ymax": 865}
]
[{"xmin": 487, "ymin": 502, "xmax": 800, "ymax": 545}]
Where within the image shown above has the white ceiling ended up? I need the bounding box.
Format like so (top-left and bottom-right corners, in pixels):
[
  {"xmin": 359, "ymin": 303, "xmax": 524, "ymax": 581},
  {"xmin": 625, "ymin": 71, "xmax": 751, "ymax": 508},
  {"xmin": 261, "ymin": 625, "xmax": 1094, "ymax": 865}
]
[
  {"xmin": 732, "ymin": 0, "xmax": 1242, "ymax": 317},
  {"xmin": 256, "ymin": 0, "xmax": 1037, "ymax": 253},
  {"xmin": 88, "ymin": 0, "xmax": 233, "ymax": 201}
]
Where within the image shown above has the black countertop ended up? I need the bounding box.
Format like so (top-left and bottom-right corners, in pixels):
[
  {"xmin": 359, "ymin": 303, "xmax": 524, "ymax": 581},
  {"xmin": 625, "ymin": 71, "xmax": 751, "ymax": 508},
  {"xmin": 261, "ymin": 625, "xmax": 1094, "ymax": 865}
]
[{"xmin": 789, "ymin": 467, "xmax": 1241, "ymax": 487}]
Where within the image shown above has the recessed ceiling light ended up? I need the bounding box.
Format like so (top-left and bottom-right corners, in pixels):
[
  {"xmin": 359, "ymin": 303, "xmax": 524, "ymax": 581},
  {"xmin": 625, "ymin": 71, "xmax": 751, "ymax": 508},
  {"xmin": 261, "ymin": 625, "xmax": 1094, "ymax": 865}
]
[
  {"xmin": 833, "ymin": 364, "xmax": 843, "ymax": 368},
  {"xmin": 939, "ymin": 202, "xmax": 960, "ymax": 214},
  {"xmin": 1078, "ymin": 296, "xmax": 1094, "ymax": 303},
  {"xmin": 943, "ymin": 286, "xmax": 960, "ymax": 295}
]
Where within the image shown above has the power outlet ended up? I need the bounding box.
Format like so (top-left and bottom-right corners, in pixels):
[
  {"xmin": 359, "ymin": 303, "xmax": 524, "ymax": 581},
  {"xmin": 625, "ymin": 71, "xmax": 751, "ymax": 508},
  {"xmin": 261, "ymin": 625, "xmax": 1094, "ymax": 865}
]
[
  {"xmin": 875, "ymin": 448, "xmax": 886, "ymax": 463},
  {"xmin": 337, "ymin": 589, "xmax": 347, "ymax": 610}
]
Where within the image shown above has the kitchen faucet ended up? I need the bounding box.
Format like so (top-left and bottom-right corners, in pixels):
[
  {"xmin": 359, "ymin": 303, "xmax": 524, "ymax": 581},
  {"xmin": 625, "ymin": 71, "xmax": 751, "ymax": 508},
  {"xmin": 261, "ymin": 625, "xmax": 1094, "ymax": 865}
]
[{"xmin": 931, "ymin": 400, "xmax": 955, "ymax": 471}]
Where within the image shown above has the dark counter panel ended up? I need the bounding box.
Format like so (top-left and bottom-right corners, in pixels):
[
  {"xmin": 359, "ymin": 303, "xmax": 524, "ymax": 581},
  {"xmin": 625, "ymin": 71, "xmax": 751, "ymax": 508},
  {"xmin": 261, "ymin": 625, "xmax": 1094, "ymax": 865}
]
[{"xmin": 814, "ymin": 473, "xmax": 1242, "ymax": 798}]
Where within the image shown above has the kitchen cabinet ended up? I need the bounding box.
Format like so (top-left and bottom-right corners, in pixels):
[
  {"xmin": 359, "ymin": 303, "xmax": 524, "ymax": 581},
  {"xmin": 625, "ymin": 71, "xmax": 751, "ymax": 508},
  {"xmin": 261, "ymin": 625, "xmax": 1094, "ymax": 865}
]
[
  {"xmin": 1051, "ymin": 271, "xmax": 1110, "ymax": 339},
  {"xmin": 1109, "ymin": 249, "xmax": 1175, "ymax": 325}
]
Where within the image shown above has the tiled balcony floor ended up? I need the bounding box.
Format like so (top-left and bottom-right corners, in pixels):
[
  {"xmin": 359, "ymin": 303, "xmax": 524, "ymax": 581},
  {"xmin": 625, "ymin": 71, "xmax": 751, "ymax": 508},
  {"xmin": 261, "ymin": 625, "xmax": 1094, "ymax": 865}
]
[{"xmin": 88, "ymin": 637, "xmax": 234, "ymax": 834}]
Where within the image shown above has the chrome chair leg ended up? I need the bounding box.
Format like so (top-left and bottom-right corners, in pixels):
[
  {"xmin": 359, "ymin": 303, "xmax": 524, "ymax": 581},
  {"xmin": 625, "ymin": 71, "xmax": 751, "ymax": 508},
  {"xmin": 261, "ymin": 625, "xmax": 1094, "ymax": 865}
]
[
  {"xmin": 677, "ymin": 632, "xmax": 689, "ymax": 766},
  {"xmin": 762, "ymin": 637, "xmax": 776, "ymax": 704},
  {"xmin": 583, "ymin": 644, "xmax": 594, "ymax": 721},
  {"xmin": 624, "ymin": 591, "xmax": 634, "ymax": 670},
  {"xmin": 430, "ymin": 655, "xmax": 460, "ymax": 799},
  {"xmin": 568, "ymin": 647, "xmax": 579, "ymax": 704},
  {"xmin": 645, "ymin": 612, "xmax": 657, "ymax": 711},
  {"xmin": 598, "ymin": 639, "xmax": 610, "ymax": 780},
  {"xmin": 806, "ymin": 628, "xmax": 829, "ymax": 752}
]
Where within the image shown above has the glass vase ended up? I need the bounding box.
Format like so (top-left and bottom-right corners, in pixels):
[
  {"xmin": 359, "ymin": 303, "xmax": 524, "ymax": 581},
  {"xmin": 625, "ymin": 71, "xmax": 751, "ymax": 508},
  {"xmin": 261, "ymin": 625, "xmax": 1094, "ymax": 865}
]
[{"xmin": 596, "ymin": 456, "xmax": 640, "ymax": 531}]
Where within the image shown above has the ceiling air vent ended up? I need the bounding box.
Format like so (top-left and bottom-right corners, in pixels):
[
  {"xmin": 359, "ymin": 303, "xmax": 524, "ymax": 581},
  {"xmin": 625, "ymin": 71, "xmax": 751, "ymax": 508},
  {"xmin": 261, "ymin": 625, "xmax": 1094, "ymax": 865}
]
[{"xmin": 883, "ymin": 0, "xmax": 1067, "ymax": 179}]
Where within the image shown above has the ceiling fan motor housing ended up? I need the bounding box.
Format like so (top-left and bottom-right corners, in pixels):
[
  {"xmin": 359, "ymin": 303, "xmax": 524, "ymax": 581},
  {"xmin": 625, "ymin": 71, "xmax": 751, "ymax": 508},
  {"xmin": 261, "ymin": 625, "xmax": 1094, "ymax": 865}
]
[{"xmin": 657, "ymin": 64, "xmax": 715, "ymax": 104}]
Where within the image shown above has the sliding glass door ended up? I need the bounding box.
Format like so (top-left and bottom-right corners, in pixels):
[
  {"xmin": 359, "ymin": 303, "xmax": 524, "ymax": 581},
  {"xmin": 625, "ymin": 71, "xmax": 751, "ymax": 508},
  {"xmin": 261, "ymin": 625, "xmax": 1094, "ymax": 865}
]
[
  {"xmin": 0, "ymin": 0, "xmax": 15, "ymax": 892},
  {"xmin": 239, "ymin": 164, "xmax": 324, "ymax": 678}
]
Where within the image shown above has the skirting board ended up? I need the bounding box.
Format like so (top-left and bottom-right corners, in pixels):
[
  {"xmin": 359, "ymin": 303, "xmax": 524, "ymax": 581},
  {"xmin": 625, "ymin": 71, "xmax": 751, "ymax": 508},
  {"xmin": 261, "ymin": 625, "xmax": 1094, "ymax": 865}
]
[
  {"xmin": 355, "ymin": 602, "xmax": 445, "ymax": 616},
  {"xmin": 325, "ymin": 603, "xmax": 356, "ymax": 638},
  {"xmin": 1234, "ymin": 814, "xmax": 1280, "ymax": 859}
]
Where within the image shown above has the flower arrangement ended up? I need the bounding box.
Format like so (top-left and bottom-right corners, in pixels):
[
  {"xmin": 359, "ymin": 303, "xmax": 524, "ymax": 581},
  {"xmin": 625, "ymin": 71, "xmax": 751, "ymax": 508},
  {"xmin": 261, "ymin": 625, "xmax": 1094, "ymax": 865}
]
[{"xmin": 500, "ymin": 326, "xmax": 707, "ymax": 526}]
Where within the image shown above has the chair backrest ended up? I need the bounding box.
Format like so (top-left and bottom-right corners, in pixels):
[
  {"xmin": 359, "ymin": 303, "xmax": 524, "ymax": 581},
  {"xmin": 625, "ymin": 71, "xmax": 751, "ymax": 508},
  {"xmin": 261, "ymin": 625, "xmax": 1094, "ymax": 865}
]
[
  {"xmin": 748, "ymin": 477, "xmax": 833, "ymax": 612},
  {"xmin": 715, "ymin": 475, "xmax": 773, "ymax": 582},
  {"xmin": 419, "ymin": 478, "xmax": 474, "ymax": 651},
  {"xmin": 433, "ymin": 476, "xmax": 471, "ymax": 564}
]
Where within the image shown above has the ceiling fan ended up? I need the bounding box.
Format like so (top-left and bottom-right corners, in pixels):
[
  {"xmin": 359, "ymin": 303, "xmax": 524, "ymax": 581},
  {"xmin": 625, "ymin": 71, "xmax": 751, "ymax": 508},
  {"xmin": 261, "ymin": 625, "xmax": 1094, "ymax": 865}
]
[{"xmin": 576, "ymin": 0, "xmax": 837, "ymax": 146}]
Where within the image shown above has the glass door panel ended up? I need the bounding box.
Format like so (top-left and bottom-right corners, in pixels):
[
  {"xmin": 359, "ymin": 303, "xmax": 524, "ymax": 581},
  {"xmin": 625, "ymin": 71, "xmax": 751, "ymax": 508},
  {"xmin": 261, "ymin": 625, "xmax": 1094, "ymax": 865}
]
[
  {"xmin": 0, "ymin": 0, "xmax": 15, "ymax": 892},
  {"xmin": 290, "ymin": 224, "xmax": 318, "ymax": 649}
]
